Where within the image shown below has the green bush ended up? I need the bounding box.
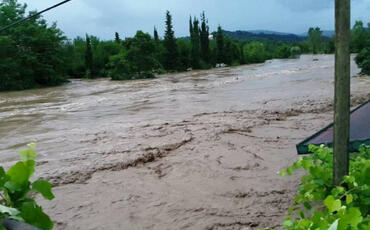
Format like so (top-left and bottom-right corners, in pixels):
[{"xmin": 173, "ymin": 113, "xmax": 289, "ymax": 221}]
[
  {"xmin": 355, "ymin": 48, "xmax": 370, "ymax": 75},
  {"xmin": 0, "ymin": 0, "xmax": 68, "ymax": 91},
  {"xmin": 279, "ymin": 145, "xmax": 370, "ymax": 230},
  {"xmin": 0, "ymin": 144, "xmax": 54, "ymax": 230},
  {"xmin": 290, "ymin": 46, "xmax": 302, "ymax": 59}
]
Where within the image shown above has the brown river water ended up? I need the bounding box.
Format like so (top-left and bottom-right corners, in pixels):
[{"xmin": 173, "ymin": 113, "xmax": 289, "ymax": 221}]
[
  {"xmin": 0, "ymin": 55, "xmax": 369, "ymax": 230},
  {"xmin": 0, "ymin": 54, "xmax": 361, "ymax": 162}
]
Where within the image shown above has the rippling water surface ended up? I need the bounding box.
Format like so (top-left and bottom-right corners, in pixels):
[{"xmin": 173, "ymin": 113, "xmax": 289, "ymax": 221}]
[{"xmin": 0, "ymin": 55, "xmax": 360, "ymax": 162}]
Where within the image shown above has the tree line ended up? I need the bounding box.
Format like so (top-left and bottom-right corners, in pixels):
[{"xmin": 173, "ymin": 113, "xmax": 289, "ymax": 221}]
[{"xmin": 0, "ymin": 0, "xmax": 369, "ymax": 91}]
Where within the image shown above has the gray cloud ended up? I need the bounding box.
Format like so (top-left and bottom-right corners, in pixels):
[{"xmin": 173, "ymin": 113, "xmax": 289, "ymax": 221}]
[
  {"xmin": 19, "ymin": 0, "xmax": 370, "ymax": 40},
  {"xmin": 277, "ymin": 0, "xmax": 334, "ymax": 11}
]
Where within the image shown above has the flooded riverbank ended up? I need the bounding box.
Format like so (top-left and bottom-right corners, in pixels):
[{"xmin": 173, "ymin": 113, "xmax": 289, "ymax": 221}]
[{"xmin": 1, "ymin": 55, "xmax": 370, "ymax": 229}]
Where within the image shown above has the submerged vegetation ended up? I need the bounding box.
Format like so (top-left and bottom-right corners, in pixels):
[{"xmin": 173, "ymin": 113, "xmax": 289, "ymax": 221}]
[{"xmin": 279, "ymin": 145, "xmax": 370, "ymax": 230}]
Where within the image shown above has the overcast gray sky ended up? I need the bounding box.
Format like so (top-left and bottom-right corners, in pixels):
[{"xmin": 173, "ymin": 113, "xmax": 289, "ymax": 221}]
[{"xmin": 19, "ymin": 0, "xmax": 370, "ymax": 40}]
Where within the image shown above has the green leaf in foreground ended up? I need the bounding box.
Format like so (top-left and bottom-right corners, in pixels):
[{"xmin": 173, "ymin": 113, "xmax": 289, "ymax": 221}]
[
  {"xmin": 6, "ymin": 161, "xmax": 34, "ymax": 186},
  {"xmin": 324, "ymin": 196, "xmax": 342, "ymax": 213},
  {"xmin": 19, "ymin": 148, "xmax": 36, "ymax": 162},
  {"xmin": 20, "ymin": 201, "xmax": 53, "ymax": 230},
  {"xmin": 338, "ymin": 208, "xmax": 363, "ymax": 230},
  {"xmin": 346, "ymin": 194, "xmax": 353, "ymax": 204},
  {"xmin": 32, "ymin": 180, "xmax": 55, "ymax": 200}
]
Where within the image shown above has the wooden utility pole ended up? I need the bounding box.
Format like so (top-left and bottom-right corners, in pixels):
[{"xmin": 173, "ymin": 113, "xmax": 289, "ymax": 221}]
[{"xmin": 333, "ymin": 0, "xmax": 351, "ymax": 185}]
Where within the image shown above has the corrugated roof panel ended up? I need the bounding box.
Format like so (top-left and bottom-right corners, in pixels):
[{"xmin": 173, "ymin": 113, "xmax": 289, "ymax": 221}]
[{"xmin": 297, "ymin": 100, "xmax": 370, "ymax": 154}]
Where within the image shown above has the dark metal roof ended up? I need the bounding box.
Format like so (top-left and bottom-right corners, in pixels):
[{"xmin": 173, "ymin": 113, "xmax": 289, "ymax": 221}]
[{"xmin": 297, "ymin": 99, "xmax": 370, "ymax": 154}]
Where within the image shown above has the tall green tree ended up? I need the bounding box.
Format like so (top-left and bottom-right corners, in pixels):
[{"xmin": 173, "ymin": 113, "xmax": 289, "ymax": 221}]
[
  {"xmin": 108, "ymin": 31, "xmax": 159, "ymax": 80},
  {"xmin": 190, "ymin": 16, "xmax": 201, "ymax": 69},
  {"xmin": 200, "ymin": 12, "xmax": 210, "ymax": 63},
  {"xmin": 115, "ymin": 32, "xmax": 121, "ymax": 44},
  {"xmin": 351, "ymin": 21, "xmax": 369, "ymax": 53},
  {"xmin": 126, "ymin": 31, "xmax": 159, "ymax": 74},
  {"xmin": 85, "ymin": 34, "xmax": 93, "ymax": 78},
  {"xmin": 153, "ymin": 27, "xmax": 159, "ymax": 42},
  {"xmin": 177, "ymin": 38, "xmax": 191, "ymax": 70},
  {"xmin": 163, "ymin": 10, "xmax": 179, "ymax": 71},
  {"xmin": 307, "ymin": 27, "xmax": 323, "ymax": 54},
  {"xmin": 216, "ymin": 25, "xmax": 225, "ymax": 63},
  {"xmin": 0, "ymin": 0, "xmax": 68, "ymax": 91}
]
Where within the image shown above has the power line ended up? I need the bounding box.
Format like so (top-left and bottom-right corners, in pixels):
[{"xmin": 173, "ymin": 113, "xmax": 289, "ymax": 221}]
[{"xmin": 0, "ymin": 0, "xmax": 73, "ymax": 34}]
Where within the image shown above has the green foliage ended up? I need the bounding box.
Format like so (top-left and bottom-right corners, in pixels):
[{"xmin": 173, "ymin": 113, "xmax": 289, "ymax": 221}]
[
  {"xmin": 307, "ymin": 27, "xmax": 323, "ymax": 54},
  {"xmin": 0, "ymin": 0, "xmax": 68, "ymax": 91},
  {"xmin": 0, "ymin": 143, "xmax": 54, "ymax": 230},
  {"xmin": 107, "ymin": 31, "xmax": 158, "ymax": 80},
  {"xmin": 126, "ymin": 31, "xmax": 160, "ymax": 73},
  {"xmin": 290, "ymin": 46, "xmax": 302, "ymax": 59},
  {"xmin": 279, "ymin": 145, "xmax": 370, "ymax": 230},
  {"xmin": 355, "ymin": 48, "xmax": 370, "ymax": 75},
  {"xmin": 351, "ymin": 21, "xmax": 370, "ymax": 53},
  {"xmin": 85, "ymin": 34, "xmax": 93, "ymax": 78},
  {"xmin": 3, "ymin": 2, "xmax": 356, "ymax": 89},
  {"xmin": 163, "ymin": 10, "xmax": 179, "ymax": 71},
  {"xmin": 216, "ymin": 25, "xmax": 225, "ymax": 63},
  {"xmin": 177, "ymin": 38, "xmax": 191, "ymax": 71},
  {"xmin": 200, "ymin": 12, "xmax": 210, "ymax": 64},
  {"xmin": 244, "ymin": 42, "xmax": 267, "ymax": 64},
  {"xmin": 190, "ymin": 16, "xmax": 201, "ymax": 69},
  {"xmin": 153, "ymin": 27, "xmax": 159, "ymax": 42},
  {"xmin": 115, "ymin": 32, "xmax": 120, "ymax": 44}
]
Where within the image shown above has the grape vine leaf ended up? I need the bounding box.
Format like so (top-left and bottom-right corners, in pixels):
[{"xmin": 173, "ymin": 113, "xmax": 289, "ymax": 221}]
[
  {"xmin": 324, "ymin": 196, "xmax": 341, "ymax": 213},
  {"xmin": 32, "ymin": 180, "xmax": 55, "ymax": 200}
]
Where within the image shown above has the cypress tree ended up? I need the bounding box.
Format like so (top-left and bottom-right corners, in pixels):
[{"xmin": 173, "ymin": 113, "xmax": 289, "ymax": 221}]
[
  {"xmin": 115, "ymin": 32, "xmax": 121, "ymax": 44},
  {"xmin": 163, "ymin": 10, "xmax": 179, "ymax": 71},
  {"xmin": 189, "ymin": 16, "xmax": 193, "ymax": 38},
  {"xmin": 190, "ymin": 16, "xmax": 201, "ymax": 69},
  {"xmin": 216, "ymin": 25, "xmax": 225, "ymax": 63},
  {"xmin": 154, "ymin": 27, "xmax": 159, "ymax": 42},
  {"xmin": 85, "ymin": 34, "xmax": 93, "ymax": 78},
  {"xmin": 200, "ymin": 12, "xmax": 210, "ymax": 63}
]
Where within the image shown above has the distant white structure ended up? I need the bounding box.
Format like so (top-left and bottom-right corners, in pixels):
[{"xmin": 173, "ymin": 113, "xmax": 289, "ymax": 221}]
[
  {"xmin": 215, "ymin": 63, "xmax": 227, "ymax": 68},
  {"xmin": 208, "ymin": 34, "xmax": 214, "ymax": 40}
]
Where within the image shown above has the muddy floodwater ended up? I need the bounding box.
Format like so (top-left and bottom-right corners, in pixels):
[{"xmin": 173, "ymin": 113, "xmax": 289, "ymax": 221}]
[{"xmin": 0, "ymin": 55, "xmax": 369, "ymax": 230}]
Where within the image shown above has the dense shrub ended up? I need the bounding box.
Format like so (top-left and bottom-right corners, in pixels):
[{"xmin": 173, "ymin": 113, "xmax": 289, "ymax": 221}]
[
  {"xmin": 355, "ymin": 48, "xmax": 370, "ymax": 75},
  {"xmin": 278, "ymin": 145, "xmax": 370, "ymax": 230},
  {"xmin": 0, "ymin": 0, "xmax": 68, "ymax": 91}
]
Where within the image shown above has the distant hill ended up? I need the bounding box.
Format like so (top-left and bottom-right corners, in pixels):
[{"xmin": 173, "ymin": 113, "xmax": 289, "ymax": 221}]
[
  {"xmin": 247, "ymin": 30, "xmax": 296, "ymax": 36},
  {"xmin": 216, "ymin": 30, "xmax": 306, "ymax": 42}
]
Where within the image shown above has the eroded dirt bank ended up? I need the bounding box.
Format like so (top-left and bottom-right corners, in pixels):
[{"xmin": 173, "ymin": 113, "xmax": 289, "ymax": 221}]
[{"xmin": 0, "ymin": 55, "xmax": 369, "ymax": 229}]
